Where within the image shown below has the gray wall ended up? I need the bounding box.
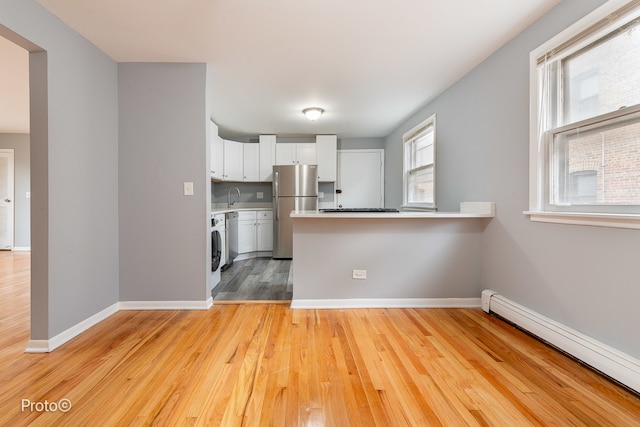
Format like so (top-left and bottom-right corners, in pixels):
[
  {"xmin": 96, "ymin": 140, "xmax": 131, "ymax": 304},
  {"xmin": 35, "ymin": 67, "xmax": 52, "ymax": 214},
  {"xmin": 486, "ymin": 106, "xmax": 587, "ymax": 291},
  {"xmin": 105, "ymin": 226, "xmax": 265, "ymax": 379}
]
[
  {"xmin": 212, "ymin": 181, "xmax": 272, "ymax": 205},
  {"xmin": 0, "ymin": 0, "xmax": 120, "ymax": 339},
  {"xmin": 339, "ymin": 137, "xmax": 385, "ymax": 150},
  {"xmin": 385, "ymin": 0, "xmax": 640, "ymax": 359},
  {"xmin": 119, "ymin": 63, "xmax": 210, "ymax": 302},
  {"xmin": 0, "ymin": 133, "xmax": 30, "ymax": 248}
]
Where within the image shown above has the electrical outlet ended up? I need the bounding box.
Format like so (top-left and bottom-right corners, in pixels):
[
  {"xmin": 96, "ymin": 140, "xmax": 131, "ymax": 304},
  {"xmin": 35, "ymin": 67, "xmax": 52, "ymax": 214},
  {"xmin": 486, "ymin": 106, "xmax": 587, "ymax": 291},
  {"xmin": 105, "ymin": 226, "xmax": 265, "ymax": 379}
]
[
  {"xmin": 257, "ymin": 192, "xmax": 264, "ymax": 199},
  {"xmin": 183, "ymin": 182, "xmax": 194, "ymax": 196},
  {"xmin": 318, "ymin": 191, "xmax": 324, "ymax": 198},
  {"xmin": 352, "ymin": 269, "xmax": 367, "ymax": 280}
]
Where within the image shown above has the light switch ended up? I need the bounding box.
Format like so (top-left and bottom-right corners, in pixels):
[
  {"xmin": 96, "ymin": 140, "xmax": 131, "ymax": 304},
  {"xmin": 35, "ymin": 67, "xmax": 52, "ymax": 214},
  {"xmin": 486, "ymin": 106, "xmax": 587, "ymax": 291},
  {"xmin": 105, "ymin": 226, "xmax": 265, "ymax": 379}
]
[
  {"xmin": 183, "ymin": 182, "xmax": 194, "ymax": 196},
  {"xmin": 352, "ymin": 269, "xmax": 367, "ymax": 280}
]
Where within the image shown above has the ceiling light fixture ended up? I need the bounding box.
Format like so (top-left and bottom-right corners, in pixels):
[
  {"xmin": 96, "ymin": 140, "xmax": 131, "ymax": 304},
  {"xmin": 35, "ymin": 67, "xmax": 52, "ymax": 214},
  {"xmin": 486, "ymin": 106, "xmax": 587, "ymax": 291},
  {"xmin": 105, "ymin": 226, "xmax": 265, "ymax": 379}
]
[{"xmin": 303, "ymin": 107, "xmax": 324, "ymax": 121}]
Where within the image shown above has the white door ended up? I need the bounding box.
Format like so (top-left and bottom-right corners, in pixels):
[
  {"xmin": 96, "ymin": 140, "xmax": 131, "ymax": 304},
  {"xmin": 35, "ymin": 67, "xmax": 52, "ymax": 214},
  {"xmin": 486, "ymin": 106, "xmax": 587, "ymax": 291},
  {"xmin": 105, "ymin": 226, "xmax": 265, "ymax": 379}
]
[
  {"xmin": 0, "ymin": 149, "xmax": 15, "ymax": 250},
  {"xmin": 336, "ymin": 149, "xmax": 384, "ymax": 208}
]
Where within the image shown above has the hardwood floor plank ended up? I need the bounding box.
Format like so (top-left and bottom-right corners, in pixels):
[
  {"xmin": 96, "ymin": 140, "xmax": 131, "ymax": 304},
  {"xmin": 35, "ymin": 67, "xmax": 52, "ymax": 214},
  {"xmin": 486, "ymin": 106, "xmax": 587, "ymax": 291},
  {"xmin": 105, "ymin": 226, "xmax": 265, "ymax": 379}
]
[{"xmin": 2, "ymin": 252, "xmax": 639, "ymax": 425}]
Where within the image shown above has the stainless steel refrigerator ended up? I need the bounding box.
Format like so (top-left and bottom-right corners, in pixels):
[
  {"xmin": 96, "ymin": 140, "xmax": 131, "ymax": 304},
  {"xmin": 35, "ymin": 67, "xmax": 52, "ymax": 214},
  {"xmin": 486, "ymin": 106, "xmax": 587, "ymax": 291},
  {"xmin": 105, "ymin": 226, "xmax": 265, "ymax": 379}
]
[{"xmin": 272, "ymin": 164, "xmax": 318, "ymax": 259}]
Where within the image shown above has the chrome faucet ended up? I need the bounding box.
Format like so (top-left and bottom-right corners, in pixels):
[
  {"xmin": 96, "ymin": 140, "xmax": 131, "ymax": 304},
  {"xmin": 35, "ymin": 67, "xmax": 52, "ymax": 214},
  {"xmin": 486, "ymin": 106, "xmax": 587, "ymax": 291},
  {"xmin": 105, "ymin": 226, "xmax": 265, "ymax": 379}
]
[{"xmin": 228, "ymin": 186, "xmax": 241, "ymax": 208}]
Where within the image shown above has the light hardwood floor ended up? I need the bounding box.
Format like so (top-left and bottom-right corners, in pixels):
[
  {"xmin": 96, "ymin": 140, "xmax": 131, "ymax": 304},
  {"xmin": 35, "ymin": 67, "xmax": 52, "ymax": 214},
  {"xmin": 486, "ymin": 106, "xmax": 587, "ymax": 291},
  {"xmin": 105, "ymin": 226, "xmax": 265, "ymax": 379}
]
[{"xmin": 1, "ymin": 251, "xmax": 639, "ymax": 426}]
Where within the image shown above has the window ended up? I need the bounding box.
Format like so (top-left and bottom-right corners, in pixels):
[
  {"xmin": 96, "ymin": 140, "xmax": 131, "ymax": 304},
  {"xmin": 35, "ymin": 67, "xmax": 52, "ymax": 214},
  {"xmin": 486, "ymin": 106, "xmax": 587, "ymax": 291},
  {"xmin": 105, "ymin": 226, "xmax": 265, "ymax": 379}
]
[
  {"xmin": 403, "ymin": 115, "xmax": 436, "ymax": 210},
  {"xmin": 529, "ymin": 0, "xmax": 640, "ymax": 228},
  {"xmin": 570, "ymin": 170, "xmax": 597, "ymax": 204}
]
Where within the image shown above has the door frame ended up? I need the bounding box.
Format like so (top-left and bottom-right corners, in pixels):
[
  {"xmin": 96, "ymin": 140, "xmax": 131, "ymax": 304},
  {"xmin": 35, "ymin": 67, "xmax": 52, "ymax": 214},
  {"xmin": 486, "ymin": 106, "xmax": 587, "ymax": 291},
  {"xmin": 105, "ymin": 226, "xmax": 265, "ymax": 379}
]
[
  {"xmin": 0, "ymin": 149, "xmax": 15, "ymax": 250},
  {"xmin": 337, "ymin": 149, "xmax": 385, "ymax": 208}
]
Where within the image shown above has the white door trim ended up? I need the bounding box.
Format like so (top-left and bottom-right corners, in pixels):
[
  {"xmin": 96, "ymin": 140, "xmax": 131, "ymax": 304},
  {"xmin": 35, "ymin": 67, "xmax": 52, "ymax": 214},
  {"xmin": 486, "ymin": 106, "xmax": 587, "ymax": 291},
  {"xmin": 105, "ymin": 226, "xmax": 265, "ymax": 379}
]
[{"xmin": 0, "ymin": 149, "xmax": 15, "ymax": 250}]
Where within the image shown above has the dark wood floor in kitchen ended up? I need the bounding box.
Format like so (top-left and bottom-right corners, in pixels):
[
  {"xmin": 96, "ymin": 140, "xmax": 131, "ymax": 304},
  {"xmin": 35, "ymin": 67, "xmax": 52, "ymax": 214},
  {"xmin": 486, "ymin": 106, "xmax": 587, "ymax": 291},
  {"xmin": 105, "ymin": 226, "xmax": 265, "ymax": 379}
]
[{"xmin": 212, "ymin": 257, "xmax": 292, "ymax": 301}]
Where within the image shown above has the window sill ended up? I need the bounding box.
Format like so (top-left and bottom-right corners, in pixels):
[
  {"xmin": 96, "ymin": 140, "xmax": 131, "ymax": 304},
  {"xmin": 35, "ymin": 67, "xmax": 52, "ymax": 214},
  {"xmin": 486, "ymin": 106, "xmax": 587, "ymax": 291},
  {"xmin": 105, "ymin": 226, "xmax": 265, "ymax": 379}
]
[{"xmin": 524, "ymin": 211, "xmax": 640, "ymax": 230}]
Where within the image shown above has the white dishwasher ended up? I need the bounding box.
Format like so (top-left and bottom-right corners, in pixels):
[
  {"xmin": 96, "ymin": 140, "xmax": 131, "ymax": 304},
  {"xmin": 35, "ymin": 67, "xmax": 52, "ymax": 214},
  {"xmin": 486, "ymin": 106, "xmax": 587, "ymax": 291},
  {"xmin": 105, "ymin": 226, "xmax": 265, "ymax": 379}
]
[{"xmin": 222, "ymin": 211, "xmax": 238, "ymax": 271}]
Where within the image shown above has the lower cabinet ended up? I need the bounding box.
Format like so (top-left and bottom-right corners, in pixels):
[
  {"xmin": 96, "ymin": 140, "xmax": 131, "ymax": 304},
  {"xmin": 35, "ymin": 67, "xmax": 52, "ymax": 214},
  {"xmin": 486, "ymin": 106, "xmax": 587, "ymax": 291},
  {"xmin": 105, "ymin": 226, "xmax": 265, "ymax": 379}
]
[
  {"xmin": 237, "ymin": 213, "xmax": 257, "ymax": 254},
  {"xmin": 256, "ymin": 211, "xmax": 273, "ymax": 251},
  {"xmin": 236, "ymin": 210, "xmax": 273, "ymax": 257}
]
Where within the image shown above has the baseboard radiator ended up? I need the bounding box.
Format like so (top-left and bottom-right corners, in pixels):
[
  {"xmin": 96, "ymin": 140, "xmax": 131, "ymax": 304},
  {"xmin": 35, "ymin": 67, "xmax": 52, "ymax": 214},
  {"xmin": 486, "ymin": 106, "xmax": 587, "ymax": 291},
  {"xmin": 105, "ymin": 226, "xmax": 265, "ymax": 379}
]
[{"xmin": 481, "ymin": 290, "xmax": 640, "ymax": 394}]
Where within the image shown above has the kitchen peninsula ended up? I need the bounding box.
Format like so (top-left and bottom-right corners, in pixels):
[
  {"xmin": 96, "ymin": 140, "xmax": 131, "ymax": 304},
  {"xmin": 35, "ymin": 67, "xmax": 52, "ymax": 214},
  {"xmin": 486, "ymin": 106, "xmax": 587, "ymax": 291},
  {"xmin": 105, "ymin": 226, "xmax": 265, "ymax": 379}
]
[{"xmin": 290, "ymin": 205, "xmax": 495, "ymax": 309}]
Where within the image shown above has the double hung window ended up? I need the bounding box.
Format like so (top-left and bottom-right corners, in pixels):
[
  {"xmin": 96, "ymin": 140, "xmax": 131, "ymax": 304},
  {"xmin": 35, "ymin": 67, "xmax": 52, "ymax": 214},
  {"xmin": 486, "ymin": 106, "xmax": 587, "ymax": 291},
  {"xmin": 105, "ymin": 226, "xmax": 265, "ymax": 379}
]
[
  {"xmin": 403, "ymin": 115, "xmax": 436, "ymax": 210},
  {"xmin": 529, "ymin": 0, "xmax": 640, "ymax": 227}
]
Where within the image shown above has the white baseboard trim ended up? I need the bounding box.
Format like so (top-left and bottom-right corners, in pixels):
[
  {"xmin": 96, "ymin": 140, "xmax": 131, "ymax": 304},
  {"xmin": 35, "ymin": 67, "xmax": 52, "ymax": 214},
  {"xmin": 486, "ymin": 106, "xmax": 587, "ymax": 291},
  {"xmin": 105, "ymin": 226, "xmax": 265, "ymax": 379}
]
[
  {"xmin": 12, "ymin": 247, "xmax": 31, "ymax": 251},
  {"xmin": 24, "ymin": 298, "xmax": 212, "ymax": 353},
  {"xmin": 25, "ymin": 303, "xmax": 119, "ymax": 353},
  {"xmin": 290, "ymin": 297, "xmax": 481, "ymax": 309},
  {"xmin": 24, "ymin": 340, "xmax": 50, "ymax": 353},
  {"xmin": 119, "ymin": 300, "xmax": 211, "ymax": 310},
  {"xmin": 482, "ymin": 289, "xmax": 640, "ymax": 394}
]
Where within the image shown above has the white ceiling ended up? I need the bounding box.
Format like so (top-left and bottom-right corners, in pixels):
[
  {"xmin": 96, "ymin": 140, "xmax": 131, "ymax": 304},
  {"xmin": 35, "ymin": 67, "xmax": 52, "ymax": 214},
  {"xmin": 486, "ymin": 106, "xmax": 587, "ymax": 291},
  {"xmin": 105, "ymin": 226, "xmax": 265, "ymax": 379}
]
[{"xmin": 2, "ymin": 0, "xmax": 562, "ymax": 138}]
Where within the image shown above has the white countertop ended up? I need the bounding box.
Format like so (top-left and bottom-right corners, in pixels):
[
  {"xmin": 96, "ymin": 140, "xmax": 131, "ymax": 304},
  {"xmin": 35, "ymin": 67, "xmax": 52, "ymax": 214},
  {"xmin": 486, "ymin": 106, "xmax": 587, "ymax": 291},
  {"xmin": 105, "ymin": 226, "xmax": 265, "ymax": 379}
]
[
  {"xmin": 211, "ymin": 207, "xmax": 272, "ymax": 216},
  {"xmin": 290, "ymin": 210, "xmax": 495, "ymax": 219}
]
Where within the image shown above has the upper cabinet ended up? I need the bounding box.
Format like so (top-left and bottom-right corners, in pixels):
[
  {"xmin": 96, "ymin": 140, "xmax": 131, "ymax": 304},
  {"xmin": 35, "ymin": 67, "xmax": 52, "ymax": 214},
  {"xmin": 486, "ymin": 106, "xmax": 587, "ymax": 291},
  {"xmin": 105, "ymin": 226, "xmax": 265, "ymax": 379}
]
[
  {"xmin": 259, "ymin": 135, "xmax": 277, "ymax": 181},
  {"xmin": 316, "ymin": 135, "xmax": 337, "ymax": 182},
  {"xmin": 223, "ymin": 139, "xmax": 244, "ymax": 181},
  {"xmin": 274, "ymin": 143, "xmax": 295, "ymax": 165},
  {"xmin": 222, "ymin": 140, "xmax": 260, "ymax": 182},
  {"xmin": 296, "ymin": 143, "xmax": 317, "ymax": 165},
  {"xmin": 275, "ymin": 143, "xmax": 316, "ymax": 165},
  {"xmin": 210, "ymin": 121, "xmax": 224, "ymax": 180},
  {"xmin": 243, "ymin": 143, "xmax": 260, "ymax": 182},
  {"xmin": 212, "ymin": 134, "xmax": 337, "ymax": 183}
]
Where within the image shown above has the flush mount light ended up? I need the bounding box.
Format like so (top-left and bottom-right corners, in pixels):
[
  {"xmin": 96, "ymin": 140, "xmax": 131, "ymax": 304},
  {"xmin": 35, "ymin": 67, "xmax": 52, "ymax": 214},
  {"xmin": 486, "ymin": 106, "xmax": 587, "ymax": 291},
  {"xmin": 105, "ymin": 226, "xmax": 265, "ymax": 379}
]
[{"xmin": 303, "ymin": 107, "xmax": 324, "ymax": 121}]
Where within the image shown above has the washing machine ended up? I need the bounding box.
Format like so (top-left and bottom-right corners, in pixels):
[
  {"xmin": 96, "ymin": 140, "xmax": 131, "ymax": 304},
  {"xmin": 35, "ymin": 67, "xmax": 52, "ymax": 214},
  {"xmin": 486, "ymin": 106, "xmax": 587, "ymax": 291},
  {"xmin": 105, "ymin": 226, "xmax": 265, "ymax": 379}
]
[{"xmin": 211, "ymin": 213, "xmax": 226, "ymax": 288}]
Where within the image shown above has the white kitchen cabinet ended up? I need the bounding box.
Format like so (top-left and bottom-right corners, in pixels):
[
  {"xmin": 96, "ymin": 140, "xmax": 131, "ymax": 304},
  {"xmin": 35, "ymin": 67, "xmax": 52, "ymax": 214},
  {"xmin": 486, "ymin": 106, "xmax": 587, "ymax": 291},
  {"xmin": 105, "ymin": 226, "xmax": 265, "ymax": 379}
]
[
  {"xmin": 243, "ymin": 143, "xmax": 260, "ymax": 181},
  {"xmin": 211, "ymin": 136, "xmax": 224, "ymax": 180},
  {"xmin": 210, "ymin": 121, "xmax": 224, "ymax": 180},
  {"xmin": 223, "ymin": 139, "xmax": 243, "ymax": 181},
  {"xmin": 296, "ymin": 143, "xmax": 317, "ymax": 164},
  {"xmin": 275, "ymin": 143, "xmax": 317, "ymax": 165},
  {"xmin": 316, "ymin": 135, "xmax": 337, "ymax": 181},
  {"xmin": 236, "ymin": 210, "xmax": 273, "ymax": 255},
  {"xmin": 259, "ymin": 135, "xmax": 277, "ymax": 181},
  {"xmin": 275, "ymin": 143, "xmax": 296, "ymax": 165},
  {"xmin": 237, "ymin": 211, "xmax": 257, "ymax": 254},
  {"xmin": 256, "ymin": 210, "xmax": 273, "ymax": 251}
]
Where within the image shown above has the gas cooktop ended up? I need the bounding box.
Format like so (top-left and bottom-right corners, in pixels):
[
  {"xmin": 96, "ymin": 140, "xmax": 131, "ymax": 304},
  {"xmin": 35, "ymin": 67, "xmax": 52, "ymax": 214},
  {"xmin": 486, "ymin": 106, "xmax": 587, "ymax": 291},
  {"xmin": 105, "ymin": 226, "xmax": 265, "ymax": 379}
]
[{"xmin": 319, "ymin": 208, "xmax": 400, "ymax": 213}]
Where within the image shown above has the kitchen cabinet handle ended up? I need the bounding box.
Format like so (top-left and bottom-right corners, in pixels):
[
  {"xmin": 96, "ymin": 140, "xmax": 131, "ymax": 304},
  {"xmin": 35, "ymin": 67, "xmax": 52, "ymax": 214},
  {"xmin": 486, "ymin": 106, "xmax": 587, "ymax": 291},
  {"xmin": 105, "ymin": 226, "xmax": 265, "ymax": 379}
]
[{"xmin": 4, "ymin": 198, "xmax": 10, "ymax": 203}]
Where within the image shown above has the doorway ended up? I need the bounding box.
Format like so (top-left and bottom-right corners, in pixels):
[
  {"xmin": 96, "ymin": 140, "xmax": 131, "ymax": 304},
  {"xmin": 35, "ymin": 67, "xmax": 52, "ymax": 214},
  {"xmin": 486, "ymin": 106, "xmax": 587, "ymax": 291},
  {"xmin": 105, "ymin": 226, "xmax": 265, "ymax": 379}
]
[
  {"xmin": 0, "ymin": 26, "xmax": 44, "ymax": 345},
  {"xmin": 0, "ymin": 149, "xmax": 14, "ymax": 250},
  {"xmin": 336, "ymin": 149, "xmax": 385, "ymax": 208}
]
